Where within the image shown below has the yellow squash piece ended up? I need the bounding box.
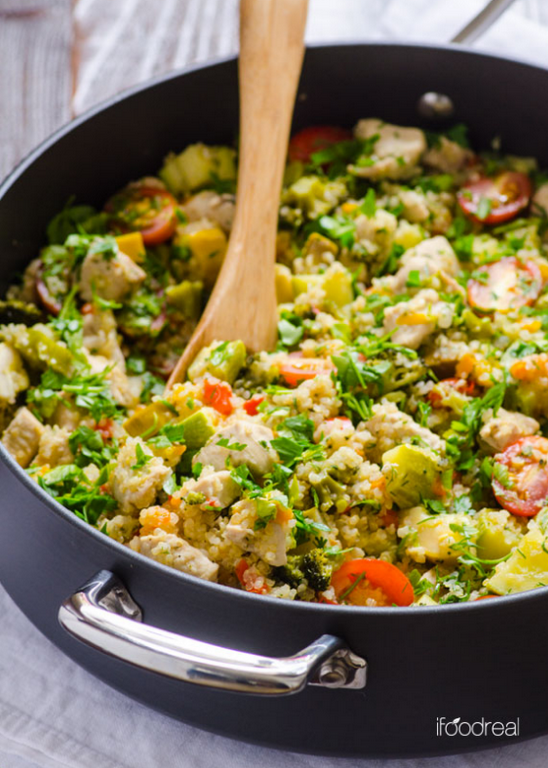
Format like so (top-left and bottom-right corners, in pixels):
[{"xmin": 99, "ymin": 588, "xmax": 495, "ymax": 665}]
[
  {"xmin": 116, "ymin": 232, "xmax": 145, "ymax": 262},
  {"xmin": 485, "ymin": 528, "xmax": 548, "ymax": 595}
]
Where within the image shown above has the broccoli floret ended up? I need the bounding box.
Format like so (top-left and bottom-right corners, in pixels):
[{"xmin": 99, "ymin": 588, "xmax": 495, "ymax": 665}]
[
  {"xmin": 301, "ymin": 548, "xmax": 334, "ymax": 591},
  {"xmin": 277, "ymin": 548, "xmax": 335, "ymax": 591}
]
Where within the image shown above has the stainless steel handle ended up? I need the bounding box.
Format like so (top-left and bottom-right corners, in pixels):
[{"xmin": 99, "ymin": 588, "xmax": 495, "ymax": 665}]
[
  {"xmin": 451, "ymin": 0, "xmax": 517, "ymax": 45},
  {"xmin": 58, "ymin": 570, "xmax": 366, "ymax": 696}
]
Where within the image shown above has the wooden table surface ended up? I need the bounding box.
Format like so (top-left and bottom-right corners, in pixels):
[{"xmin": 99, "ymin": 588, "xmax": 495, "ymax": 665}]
[{"xmin": 1, "ymin": 0, "xmax": 548, "ymax": 182}]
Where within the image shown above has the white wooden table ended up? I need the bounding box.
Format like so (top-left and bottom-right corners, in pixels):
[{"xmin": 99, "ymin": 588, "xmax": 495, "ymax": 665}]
[{"xmin": 1, "ymin": 0, "xmax": 548, "ymax": 183}]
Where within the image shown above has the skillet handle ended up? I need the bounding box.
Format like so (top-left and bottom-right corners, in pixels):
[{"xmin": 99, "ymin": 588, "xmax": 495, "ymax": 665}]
[{"xmin": 58, "ymin": 570, "xmax": 367, "ymax": 696}]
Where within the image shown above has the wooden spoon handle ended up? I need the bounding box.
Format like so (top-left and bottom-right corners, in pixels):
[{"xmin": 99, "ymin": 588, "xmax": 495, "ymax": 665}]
[{"xmin": 167, "ymin": 0, "xmax": 308, "ymax": 388}]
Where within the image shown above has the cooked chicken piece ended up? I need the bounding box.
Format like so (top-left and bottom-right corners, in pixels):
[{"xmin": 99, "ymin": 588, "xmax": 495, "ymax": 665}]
[
  {"xmin": 351, "ymin": 119, "xmax": 426, "ymax": 180},
  {"xmin": 480, "ymin": 408, "xmax": 539, "ymax": 454},
  {"xmin": 0, "ymin": 343, "xmax": 29, "ymax": 405},
  {"xmin": 132, "ymin": 530, "xmax": 219, "ymax": 581},
  {"xmin": 83, "ymin": 308, "xmax": 125, "ymax": 367},
  {"xmin": 398, "ymin": 189, "xmax": 430, "ymax": 223},
  {"xmin": 391, "ymin": 236, "xmax": 459, "ymax": 293},
  {"xmin": 194, "ymin": 420, "xmax": 278, "ymax": 477},
  {"xmin": 383, "ymin": 288, "xmax": 454, "ymax": 349},
  {"xmin": 181, "ymin": 190, "xmax": 235, "ymax": 233},
  {"xmin": 80, "ymin": 249, "xmax": 146, "ymax": 302},
  {"xmin": 355, "ymin": 209, "xmax": 398, "ymax": 255},
  {"xmin": 34, "ymin": 425, "xmax": 73, "ymax": 466},
  {"xmin": 111, "ymin": 438, "xmax": 170, "ymax": 514},
  {"xmin": 225, "ymin": 498, "xmax": 293, "ymax": 567},
  {"xmin": 2, "ymin": 406, "xmax": 44, "ymax": 467},
  {"xmin": 185, "ymin": 469, "xmax": 240, "ymax": 509},
  {"xmin": 423, "ymin": 136, "xmax": 473, "ymax": 174}
]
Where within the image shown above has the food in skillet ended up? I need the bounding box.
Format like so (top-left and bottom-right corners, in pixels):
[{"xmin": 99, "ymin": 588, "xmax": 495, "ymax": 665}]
[{"xmin": 4, "ymin": 120, "xmax": 548, "ymax": 606}]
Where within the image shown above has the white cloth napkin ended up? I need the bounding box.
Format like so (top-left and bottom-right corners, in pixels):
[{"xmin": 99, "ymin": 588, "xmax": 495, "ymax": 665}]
[{"xmin": 5, "ymin": 2, "xmax": 548, "ymax": 767}]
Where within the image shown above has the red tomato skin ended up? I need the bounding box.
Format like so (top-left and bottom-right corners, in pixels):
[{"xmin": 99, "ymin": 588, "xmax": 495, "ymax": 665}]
[
  {"xmin": 467, "ymin": 257, "xmax": 542, "ymax": 313},
  {"xmin": 457, "ymin": 172, "xmax": 532, "ymax": 225},
  {"xmin": 492, "ymin": 436, "xmax": 548, "ymax": 517},
  {"xmin": 243, "ymin": 395, "xmax": 265, "ymax": 416},
  {"xmin": 288, "ymin": 126, "xmax": 352, "ymax": 163},
  {"xmin": 202, "ymin": 378, "xmax": 234, "ymax": 416},
  {"xmin": 331, "ymin": 558, "xmax": 414, "ymax": 607}
]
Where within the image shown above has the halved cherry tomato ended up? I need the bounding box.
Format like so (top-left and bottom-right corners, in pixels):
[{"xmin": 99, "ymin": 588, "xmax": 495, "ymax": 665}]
[
  {"xmin": 106, "ymin": 183, "xmax": 178, "ymax": 246},
  {"xmin": 457, "ymin": 172, "xmax": 532, "ymax": 225},
  {"xmin": 467, "ymin": 256, "xmax": 541, "ymax": 313},
  {"xmin": 243, "ymin": 394, "xmax": 265, "ymax": 416},
  {"xmin": 331, "ymin": 558, "xmax": 414, "ymax": 607},
  {"xmin": 288, "ymin": 126, "xmax": 353, "ymax": 164},
  {"xmin": 279, "ymin": 354, "xmax": 335, "ymax": 387},
  {"xmin": 202, "ymin": 377, "xmax": 234, "ymax": 416},
  {"xmin": 428, "ymin": 377, "xmax": 477, "ymax": 407},
  {"xmin": 492, "ymin": 436, "xmax": 548, "ymax": 517}
]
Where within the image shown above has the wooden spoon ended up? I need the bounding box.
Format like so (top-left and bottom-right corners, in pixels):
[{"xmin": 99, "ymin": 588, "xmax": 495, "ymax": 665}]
[{"xmin": 167, "ymin": 0, "xmax": 309, "ymax": 388}]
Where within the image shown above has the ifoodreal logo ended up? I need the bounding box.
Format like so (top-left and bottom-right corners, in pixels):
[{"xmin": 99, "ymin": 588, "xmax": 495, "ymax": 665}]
[{"xmin": 436, "ymin": 716, "xmax": 520, "ymax": 738}]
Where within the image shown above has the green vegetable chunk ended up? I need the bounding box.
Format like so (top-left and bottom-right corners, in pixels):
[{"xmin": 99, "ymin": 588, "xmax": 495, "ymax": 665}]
[
  {"xmin": 0, "ymin": 323, "xmax": 73, "ymax": 374},
  {"xmin": 165, "ymin": 280, "xmax": 203, "ymax": 319},
  {"xmin": 486, "ymin": 528, "xmax": 548, "ymax": 595},
  {"xmin": 476, "ymin": 509, "xmax": 524, "ymax": 561},
  {"xmin": 382, "ymin": 444, "xmax": 441, "ymax": 509},
  {"xmin": 187, "ymin": 340, "xmax": 246, "ymax": 384},
  {"xmin": 123, "ymin": 401, "xmax": 175, "ymax": 438},
  {"xmin": 160, "ymin": 144, "xmax": 236, "ymax": 194},
  {"xmin": 179, "ymin": 410, "xmax": 216, "ymax": 451}
]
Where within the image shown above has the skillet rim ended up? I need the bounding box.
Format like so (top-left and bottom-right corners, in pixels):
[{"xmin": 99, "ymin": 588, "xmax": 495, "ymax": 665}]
[{"xmin": 1, "ymin": 40, "xmax": 547, "ymax": 618}]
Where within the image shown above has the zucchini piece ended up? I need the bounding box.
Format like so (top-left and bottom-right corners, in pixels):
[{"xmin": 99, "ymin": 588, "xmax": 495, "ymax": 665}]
[
  {"xmin": 0, "ymin": 323, "xmax": 73, "ymax": 374},
  {"xmin": 0, "ymin": 300, "xmax": 42, "ymax": 326},
  {"xmin": 165, "ymin": 280, "xmax": 203, "ymax": 320},
  {"xmin": 476, "ymin": 509, "xmax": 524, "ymax": 561},
  {"xmin": 187, "ymin": 340, "xmax": 246, "ymax": 384},
  {"xmin": 180, "ymin": 409, "xmax": 217, "ymax": 451},
  {"xmin": 485, "ymin": 528, "xmax": 548, "ymax": 595},
  {"xmin": 382, "ymin": 444, "xmax": 441, "ymax": 509},
  {"xmin": 159, "ymin": 144, "xmax": 237, "ymax": 194},
  {"xmin": 123, "ymin": 401, "xmax": 175, "ymax": 438}
]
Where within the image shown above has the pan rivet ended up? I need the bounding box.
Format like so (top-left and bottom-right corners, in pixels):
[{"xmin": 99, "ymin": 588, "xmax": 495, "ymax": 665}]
[
  {"xmin": 417, "ymin": 91, "xmax": 455, "ymax": 121},
  {"xmin": 317, "ymin": 659, "xmax": 348, "ymax": 687}
]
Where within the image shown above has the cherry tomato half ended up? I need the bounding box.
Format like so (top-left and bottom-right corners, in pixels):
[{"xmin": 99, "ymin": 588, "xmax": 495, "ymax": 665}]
[
  {"xmin": 106, "ymin": 182, "xmax": 178, "ymax": 246},
  {"xmin": 279, "ymin": 355, "xmax": 335, "ymax": 387},
  {"xmin": 288, "ymin": 126, "xmax": 353, "ymax": 164},
  {"xmin": 492, "ymin": 436, "xmax": 548, "ymax": 517},
  {"xmin": 457, "ymin": 172, "xmax": 532, "ymax": 225},
  {"xmin": 467, "ymin": 256, "xmax": 542, "ymax": 313},
  {"xmin": 331, "ymin": 558, "xmax": 414, "ymax": 607}
]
